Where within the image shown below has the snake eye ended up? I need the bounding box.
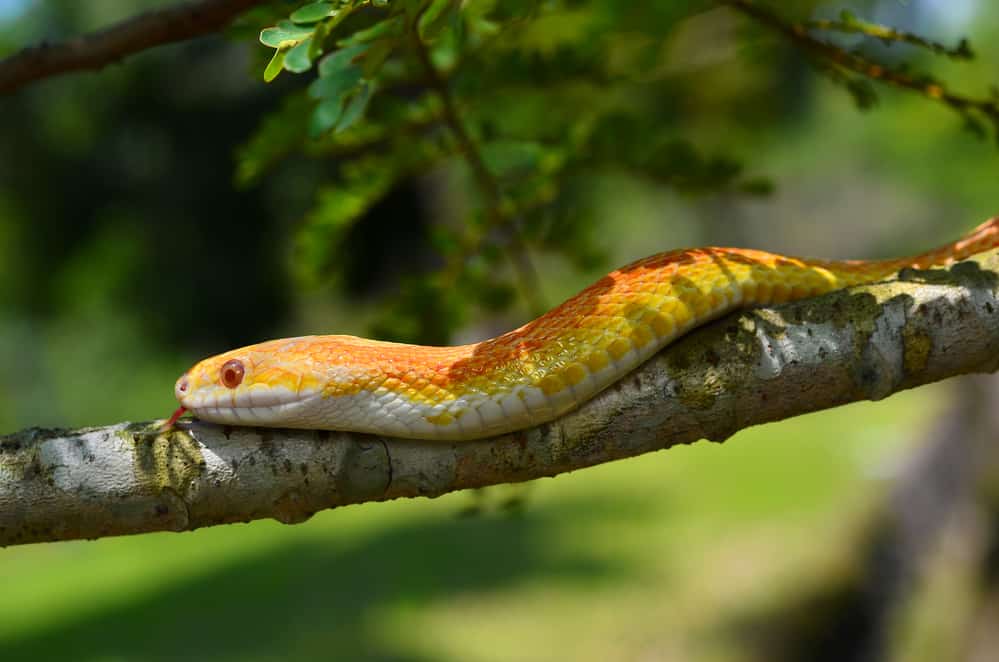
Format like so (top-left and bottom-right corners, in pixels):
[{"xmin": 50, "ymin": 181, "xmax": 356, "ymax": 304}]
[{"xmin": 220, "ymin": 359, "xmax": 245, "ymax": 389}]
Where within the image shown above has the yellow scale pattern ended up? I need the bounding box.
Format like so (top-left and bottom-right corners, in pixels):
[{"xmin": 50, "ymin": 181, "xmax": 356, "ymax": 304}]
[{"xmin": 176, "ymin": 218, "xmax": 999, "ymax": 440}]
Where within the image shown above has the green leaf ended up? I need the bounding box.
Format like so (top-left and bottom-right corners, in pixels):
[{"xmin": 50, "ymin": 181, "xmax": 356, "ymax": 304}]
[
  {"xmin": 344, "ymin": 16, "xmax": 403, "ymax": 44},
  {"xmin": 955, "ymin": 38, "xmax": 974, "ymax": 59},
  {"xmin": 419, "ymin": 0, "xmax": 456, "ymax": 40},
  {"xmin": 296, "ymin": 168, "xmax": 397, "ymax": 282},
  {"xmin": 429, "ymin": 226, "xmax": 461, "ymax": 257},
  {"xmin": 284, "ymin": 37, "xmax": 314, "ymax": 73},
  {"xmin": 737, "ymin": 176, "xmax": 775, "ymax": 196},
  {"xmin": 290, "ymin": 1, "xmax": 336, "ymax": 23},
  {"xmin": 480, "ymin": 141, "xmax": 544, "ymax": 177},
  {"xmin": 963, "ymin": 114, "xmax": 987, "ymax": 140},
  {"xmin": 321, "ymin": 6, "xmax": 355, "ymax": 35},
  {"xmin": 368, "ymin": 276, "xmax": 465, "ymax": 345},
  {"xmin": 259, "ymin": 22, "xmax": 314, "ymax": 48},
  {"xmin": 450, "ymin": 4, "xmax": 466, "ymax": 49},
  {"xmin": 236, "ymin": 93, "xmax": 311, "ymax": 187},
  {"xmin": 477, "ymin": 281, "xmax": 517, "ymax": 312},
  {"xmin": 318, "ymin": 44, "xmax": 370, "ymax": 77},
  {"xmin": 308, "ymin": 66, "xmax": 363, "ymax": 99},
  {"xmin": 336, "ymin": 84, "xmax": 373, "ymax": 133},
  {"xmin": 845, "ymin": 78, "xmax": 879, "ymax": 110},
  {"xmin": 308, "ymin": 17, "xmax": 334, "ymax": 60},
  {"xmin": 264, "ymin": 48, "xmax": 287, "ymax": 82},
  {"xmin": 277, "ymin": 19, "xmax": 311, "ymax": 33},
  {"xmin": 360, "ymin": 40, "xmax": 393, "ymax": 78},
  {"xmin": 310, "ymin": 98, "xmax": 345, "ymax": 137}
]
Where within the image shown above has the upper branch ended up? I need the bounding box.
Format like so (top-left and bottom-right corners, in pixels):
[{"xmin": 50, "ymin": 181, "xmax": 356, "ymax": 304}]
[
  {"xmin": 726, "ymin": 0, "xmax": 999, "ymax": 125},
  {"xmin": 4, "ymin": 249, "xmax": 999, "ymax": 546},
  {"xmin": 0, "ymin": 0, "xmax": 268, "ymax": 95}
]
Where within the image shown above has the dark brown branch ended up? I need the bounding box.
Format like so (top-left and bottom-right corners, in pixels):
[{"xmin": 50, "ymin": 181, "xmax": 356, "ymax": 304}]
[{"xmin": 0, "ymin": 0, "xmax": 268, "ymax": 95}]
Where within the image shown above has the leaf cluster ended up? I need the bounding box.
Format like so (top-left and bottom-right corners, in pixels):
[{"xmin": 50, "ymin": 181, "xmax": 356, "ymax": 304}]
[{"xmin": 237, "ymin": 0, "xmax": 986, "ymax": 343}]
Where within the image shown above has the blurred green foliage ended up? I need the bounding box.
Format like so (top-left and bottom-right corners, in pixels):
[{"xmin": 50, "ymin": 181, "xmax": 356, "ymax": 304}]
[
  {"xmin": 245, "ymin": 0, "xmax": 784, "ymax": 341},
  {"xmin": 231, "ymin": 0, "xmax": 999, "ymax": 345}
]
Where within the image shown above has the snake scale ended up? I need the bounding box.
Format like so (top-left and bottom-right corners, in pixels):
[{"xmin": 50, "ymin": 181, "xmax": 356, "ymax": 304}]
[{"xmin": 171, "ymin": 217, "xmax": 999, "ymax": 440}]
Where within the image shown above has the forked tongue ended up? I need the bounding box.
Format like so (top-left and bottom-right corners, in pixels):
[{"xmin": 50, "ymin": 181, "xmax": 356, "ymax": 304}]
[{"xmin": 162, "ymin": 406, "xmax": 188, "ymax": 430}]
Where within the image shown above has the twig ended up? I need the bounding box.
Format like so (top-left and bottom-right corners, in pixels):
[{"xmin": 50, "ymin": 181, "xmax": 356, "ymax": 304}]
[
  {"xmin": 727, "ymin": 0, "xmax": 999, "ymax": 124},
  {"xmin": 804, "ymin": 16, "xmax": 973, "ymax": 60},
  {"xmin": 0, "ymin": 0, "xmax": 267, "ymax": 95},
  {"xmin": 410, "ymin": 19, "xmax": 548, "ymax": 317}
]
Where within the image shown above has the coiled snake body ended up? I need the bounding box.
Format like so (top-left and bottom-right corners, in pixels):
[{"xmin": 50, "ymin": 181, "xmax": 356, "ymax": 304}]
[{"xmin": 173, "ymin": 218, "xmax": 999, "ymax": 440}]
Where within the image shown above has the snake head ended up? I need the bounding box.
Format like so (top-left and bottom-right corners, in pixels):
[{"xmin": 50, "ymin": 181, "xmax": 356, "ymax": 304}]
[{"xmin": 175, "ymin": 337, "xmax": 324, "ymax": 426}]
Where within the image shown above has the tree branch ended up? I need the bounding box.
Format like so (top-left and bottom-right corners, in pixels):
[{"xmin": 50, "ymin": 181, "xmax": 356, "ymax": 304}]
[
  {"xmin": 726, "ymin": 0, "xmax": 999, "ymax": 130},
  {"xmin": 0, "ymin": 0, "xmax": 268, "ymax": 95},
  {"xmin": 802, "ymin": 17, "xmax": 973, "ymax": 59},
  {"xmin": 4, "ymin": 250, "xmax": 999, "ymax": 546}
]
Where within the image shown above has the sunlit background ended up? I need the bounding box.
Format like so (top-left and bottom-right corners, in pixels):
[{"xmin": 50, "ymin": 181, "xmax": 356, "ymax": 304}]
[{"xmin": 2, "ymin": 1, "xmax": 999, "ymax": 660}]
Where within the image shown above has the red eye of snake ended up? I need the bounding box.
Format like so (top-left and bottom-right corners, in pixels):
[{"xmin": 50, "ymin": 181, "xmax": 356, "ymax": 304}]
[{"xmin": 220, "ymin": 359, "xmax": 245, "ymax": 389}]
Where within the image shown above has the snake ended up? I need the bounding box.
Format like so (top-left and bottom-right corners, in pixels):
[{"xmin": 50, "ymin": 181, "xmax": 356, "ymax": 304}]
[{"xmin": 170, "ymin": 217, "xmax": 999, "ymax": 440}]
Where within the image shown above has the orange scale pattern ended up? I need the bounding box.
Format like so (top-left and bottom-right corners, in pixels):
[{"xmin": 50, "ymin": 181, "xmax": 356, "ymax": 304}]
[{"xmin": 176, "ymin": 217, "xmax": 999, "ymax": 439}]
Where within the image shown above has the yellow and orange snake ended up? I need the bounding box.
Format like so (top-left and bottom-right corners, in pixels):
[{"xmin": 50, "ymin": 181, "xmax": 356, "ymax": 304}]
[{"xmin": 172, "ymin": 217, "xmax": 999, "ymax": 440}]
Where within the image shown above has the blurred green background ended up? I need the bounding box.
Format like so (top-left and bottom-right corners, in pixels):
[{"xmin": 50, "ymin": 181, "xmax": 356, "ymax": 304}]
[{"xmin": 2, "ymin": 0, "xmax": 999, "ymax": 660}]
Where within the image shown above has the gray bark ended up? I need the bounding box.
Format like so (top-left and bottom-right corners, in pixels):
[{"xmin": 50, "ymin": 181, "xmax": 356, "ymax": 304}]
[{"xmin": 3, "ymin": 252, "xmax": 999, "ymax": 546}]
